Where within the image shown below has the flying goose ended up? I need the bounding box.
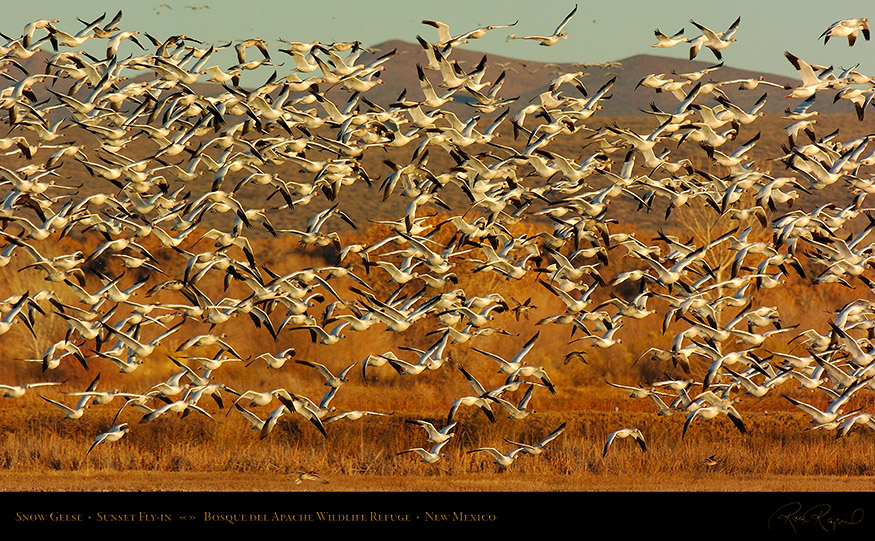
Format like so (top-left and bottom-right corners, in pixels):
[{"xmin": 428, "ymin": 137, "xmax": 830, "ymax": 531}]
[
  {"xmin": 323, "ymin": 410, "xmax": 394, "ymax": 423},
  {"xmin": 447, "ymin": 393, "xmax": 496, "ymax": 425},
  {"xmin": 507, "ymin": 5, "xmax": 577, "ymax": 47},
  {"xmin": 468, "ymin": 446, "xmax": 526, "ymax": 468},
  {"xmin": 502, "ymin": 421, "xmax": 567, "ymax": 456},
  {"xmin": 652, "ymin": 28, "xmax": 688, "ymax": 48},
  {"xmin": 398, "ymin": 439, "xmax": 450, "ymax": 464},
  {"xmin": 487, "ymin": 382, "xmax": 538, "ymax": 420},
  {"xmin": 274, "ymin": 393, "xmax": 329, "ymax": 438},
  {"xmin": 783, "ymin": 378, "xmax": 872, "ymax": 425},
  {"xmin": 682, "ymin": 403, "xmax": 746, "ymax": 438},
  {"xmin": 820, "ymin": 18, "xmax": 870, "ymax": 46},
  {"xmin": 406, "ymin": 420, "xmax": 457, "ymax": 444},
  {"xmin": 296, "ymin": 359, "xmax": 357, "ymax": 388},
  {"xmin": 0, "ymin": 381, "xmax": 63, "ymax": 398},
  {"xmin": 39, "ymin": 373, "xmax": 100, "ymax": 420},
  {"xmin": 139, "ymin": 399, "xmax": 216, "ymax": 423},
  {"xmin": 688, "ymin": 16, "xmax": 740, "ymax": 61},
  {"xmin": 603, "ymin": 427, "xmax": 647, "ymax": 457},
  {"xmin": 86, "ymin": 423, "xmax": 130, "ymax": 456}
]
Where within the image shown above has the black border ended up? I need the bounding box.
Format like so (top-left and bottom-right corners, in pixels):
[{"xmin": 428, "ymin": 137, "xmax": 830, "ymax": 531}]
[{"xmin": 3, "ymin": 491, "xmax": 873, "ymax": 534}]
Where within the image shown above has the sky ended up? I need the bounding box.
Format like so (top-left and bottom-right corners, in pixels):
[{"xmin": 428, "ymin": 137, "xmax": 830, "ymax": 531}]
[{"xmin": 2, "ymin": 0, "xmax": 873, "ymax": 80}]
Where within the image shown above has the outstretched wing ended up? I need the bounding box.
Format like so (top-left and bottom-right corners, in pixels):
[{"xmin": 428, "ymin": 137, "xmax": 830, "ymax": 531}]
[{"xmin": 554, "ymin": 4, "xmax": 578, "ymax": 35}]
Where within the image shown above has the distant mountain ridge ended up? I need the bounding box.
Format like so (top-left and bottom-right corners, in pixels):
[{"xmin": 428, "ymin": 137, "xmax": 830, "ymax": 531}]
[
  {"xmin": 13, "ymin": 38, "xmax": 856, "ymax": 121},
  {"xmin": 349, "ymin": 40, "xmax": 845, "ymax": 118}
]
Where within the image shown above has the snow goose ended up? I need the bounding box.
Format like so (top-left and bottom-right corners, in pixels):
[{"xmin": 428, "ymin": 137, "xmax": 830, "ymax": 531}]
[
  {"xmin": 323, "ymin": 410, "xmax": 393, "ymax": 423},
  {"xmin": 39, "ymin": 373, "xmax": 99, "ymax": 419},
  {"xmin": 380, "ymin": 351, "xmax": 429, "ymax": 376},
  {"xmin": 182, "ymin": 381, "xmax": 239, "ymax": 410},
  {"xmin": 233, "ymin": 402, "xmax": 271, "ymax": 432},
  {"xmin": 1, "ymin": 381, "xmax": 63, "ymax": 398},
  {"xmin": 606, "ymin": 381, "xmax": 670, "ymax": 400},
  {"xmin": 44, "ymin": 20, "xmax": 100, "ymax": 48},
  {"xmin": 86, "ymin": 423, "xmax": 130, "ymax": 456},
  {"xmin": 506, "ymin": 364, "xmax": 557, "ymax": 395},
  {"xmin": 40, "ymin": 393, "xmax": 90, "ymax": 420},
  {"xmin": 274, "ymin": 393, "xmax": 329, "ymax": 438},
  {"xmin": 682, "ymin": 403, "xmax": 746, "ymax": 438},
  {"xmin": 232, "ymin": 388, "xmax": 293, "ymax": 409},
  {"xmin": 573, "ymin": 320, "xmax": 624, "ymax": 350},
  {"xmin": 783, "ymin": 378, "xmax": 872, "ymax": 426},
  {"xmin": 603, "ymin": 428, "xmax": 647, "ymax": 457},
  {"xmin": 729, "ymin": 325, "xmax": 796, "ymax": 348},
  {"xmin": 139, "ymin": 399, "xmax": 215, "ymax": 423},
  {"xmin": 105, "ymin": 30, "xmax": 144, "ymax": 59},
  {"xmin": 277, "ymin": 38, "xmax": 320, "ymax": 54},
  {"xmin": 503, "ymin": 421, "xmax": 567, "ymax": 456},
  {"xmin": 288, "ymin": 321, "xmax": 351, "ymax": 346},
  {"xmin": 254, "ymin": 404, "xmax": 291, "ymax": 439},
  {"xmin": 295, "ymin": 360, "xmax": 357, "ymax": 388},
  {"xmin": 820, "ymin": 18, "xmax": 869, "ymax": 46},
  {"xmin": 407, "ymin": 420, "xmax": 457, "ymax": 444},
  {"xmin": 359, "ymin": 352, "xmax": 398, "ymax": 379},
  {"xmin": 722, "ymin": 366, "xmax": 778, "ymax": 398},
  {"xmin": 835, "ymin": 412, "xmax": 875, "ymax": 439},
  {"xmin": 783, "ymin": 51, "xmax": 833, "ymax": 99},
  {"xmin": 398, "ymin": 439, "xmax": 450, "ymax": 464},
  {"xmin": 652, "ymin": 28, "xmax": 688, "ymax": 48},
  {"xmin": 0, "ymin": 294, "xmax": 34, "ymax": 338},
  {"xmin": 468, "ymin": 446, "xmax": 526, "ymax": 468},
  {"xmin": 688, "ymin": 16, "xmax": 740, "ymax": 61},
  {"xmin": 176, "ymin": 334, "xmax": 242, "ymax": 359},
  {"xmin": 472, "ymin": 331, "xmax": 540, "ymax": 376},
  {"xmin": 247, "ymin": 347, "xmax": 296, "ymax": 370},
  {"xmin": 605, "ymin": 117, "xmax": 673, "ymax": 154},
  {"xmin": 447, "ymin": 393, "xmax": 496, "ymax": 425},
  {"xmin": 421, "ymin": 20, "xmax": 468, "ymax": 48},
  {"xmin": 20, "ymin": 18, "xmax": 59, "ymax": 48},
  {"xmin": 507, "ymin": 5, "xmax": 577, "ymax": 47},
  {"xmin": 487, "ymin": 383, "xmax": 538, "ymax": 420},
  {"xmin": 68, "ymin": 387, "xmax": 153, "ymax": 408},
  {"xmin": 721, "ymin": 76, "xmax": 788, "ymax": 92},
  {"xmin": 715, "ymin": 93, "xmax": 768, "ymax": 126},
  {"xmin": 431, "ymin": 48, "xmax": 484, "ymax": 90},
  {"xmin": 833, "ymin": 86, "xmax": 875, "ymax": 121}
]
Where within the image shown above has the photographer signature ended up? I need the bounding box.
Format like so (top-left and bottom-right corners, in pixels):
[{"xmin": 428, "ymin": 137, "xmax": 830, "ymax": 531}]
[{"xmin": 768, "ymin": 501, "xmax": 864, "ymax": 533}]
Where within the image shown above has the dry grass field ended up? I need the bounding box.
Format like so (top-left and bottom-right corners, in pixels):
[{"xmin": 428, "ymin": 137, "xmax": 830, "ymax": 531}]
[{"xmin": 3, "ymin": 380, "xmax": 875, "ymax": 489}]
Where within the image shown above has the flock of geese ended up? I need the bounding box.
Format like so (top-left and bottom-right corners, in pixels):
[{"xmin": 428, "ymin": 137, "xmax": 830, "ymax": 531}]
[{"xmin": 0, "ymin": 8, "xmax": 875, "ymax": 476}]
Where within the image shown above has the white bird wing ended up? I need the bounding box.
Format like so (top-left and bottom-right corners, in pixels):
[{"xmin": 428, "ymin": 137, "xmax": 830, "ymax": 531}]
[
  {"xmin": 553, "ymin": 4, "xmax": 578, "ymax": 35},
  {"xmin": 234, "ymin": 403, "xmax": 265, "ymax": 429},
  {"xmin": 517, "ymin": 383, "xmax": 536, "ymax": 410},
  {"xmin": 538, "ymin": 421, "xmax": 568, "ymax": 447},
  {"xmin": 472, "ymin": 347, "xmax": 514, "ymax": 371},
  {"xmin": 41, "ymin": 395, "xmax": 77, "ymax": 416},
  {"xmin": 723, "ymin": 16, "xmax": 741, "ymax": 40},
  {"xmin": 689, "ymin": 20, "xmax": 720, "ymax": 43},
  {"xmin": 458, "ymin": 364, "xmax": 488, "ymax": 396},
  {"xmin": 784, "ymin": 51, "xmax": 821, "ymax": 87},
  {"xmin": 511, "ymin": 331, "xmax": 541, "ymax": 365},
  {"xmin": 430, "ymin": 439, "xmax": 450, "ymax": 455},
  {"xmin": 338, "ymin": 361, "xmax": 358, "ymax": 380},
  {"xmin": 440, "ymin": 421, "xmax": 458, "ymax": 435},
  {"xmin": 603, "ymin": 430, "xmax": 620, "ymax": 457},
  {"xmin": 297, "ymin": 359, "xmax": 334, "ymax": 380}
]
